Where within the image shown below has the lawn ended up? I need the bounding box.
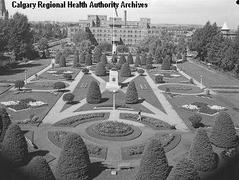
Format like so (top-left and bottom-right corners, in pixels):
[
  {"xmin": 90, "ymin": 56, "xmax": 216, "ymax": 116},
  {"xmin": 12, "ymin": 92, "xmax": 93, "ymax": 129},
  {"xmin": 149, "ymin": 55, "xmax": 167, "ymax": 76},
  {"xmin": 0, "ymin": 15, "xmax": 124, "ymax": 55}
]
[
  {"xmin": 0, "ymin": 59, "xmax": 51, "ymax": 83},
  {"xmin": 158, "ymin": 83, "xmax": 203, "ymax": 94},
  {"xmin": 25, "ymin": 81, "xmax": 69, "ymax": 90}
]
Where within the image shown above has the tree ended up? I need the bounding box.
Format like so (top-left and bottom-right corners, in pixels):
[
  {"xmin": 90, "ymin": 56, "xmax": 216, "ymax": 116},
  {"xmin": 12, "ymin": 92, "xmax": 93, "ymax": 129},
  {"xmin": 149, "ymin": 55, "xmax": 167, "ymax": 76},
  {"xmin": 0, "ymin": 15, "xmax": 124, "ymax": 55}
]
[
  {"xmin": 188, "ymin": 114, "xmax": 203, "ymax": 128},
  {"xmin": 53, "ymin": 82, "xmax": 66, "ymax": 91},
  {"xmin": 79, "ymin": 52, "xmax": 86, "ymax": 64},
  {"xmin": 189, "ymin": 128, "xmax": 217, "ymax": 172},
  {"xmin": 98, "ymin": 42, "xmax": 112, "ymax": 52},
  {"xmin": 59, "ymin": 55, "xmax": 66, "ymax": 67},
  {"xmin": 100, "ymin": 54, "xmax": 107, "ymax": 65},
  {"xmin": 73, "ymin": 50, "xmax": 80, "ymax": 67},
  {"xmin": 1, "ymin": 124, "xmax": 28, "ymax": 167},
  {"xmin": 21, "ymin": 156, "xmax": 55, "ymax": 180},
  {"xmin": 125, "ymin": 81, "xmax": 138, "ymax": 104},
  {"xmin": 136, "ymin": 139, "xmax": 171, "ymax": 180},
  {"xmin": 135, "ymin": 54, "xmax": 141, "ymax": 67},
  {"xmin": 120, "ymin": 63, "xmax": 131, "ymax": 77},
  {"xmin": 86, "ymin": 81, "xmax": 101, "ymax": 104},
  {"xmin": 141, "ymin": 53, "xmax": 147, "ymax": 65},
  {"xmin": 118, "ymin": 55, "xmax": 127, "ymax": 67},
  {"xmin": 55, "ymin": 133, "xmax": 90, "ymax": 180},
  {"xmin": 79, "ymin": 40, "xmax": 91, "ymax": 54},
  {"xmin": 0, "ymin": 108, "xmax": 11, "ymax": 142},
  {"xmin": 55, "ymin": 51, "xmax": 62, "ymax": 64},
  {"xmin": 15, "ymin": 80, "xmax": 25, "ymax": 90},
  {"xmin": 93, "ymin": 46, "xmax": 102, "ymax": 63},
  {"xmin": 127, "ymin": 53, "xmax": 134, "ymax": 64},
  {"xmin": 0, "ymin": 19, "xmax": 10, "ymax": 53},
  {"xmin": 112, "ymin": 54, "xmax": 118, "ymax": 64},
  {"xmin": 95, "ymin": 62, "xmax": 107, "ymax": 76},
  {"xmin": 161, "ymin": 55, "xmax": 171, "ymax": 70},
  {"xmin": 210, "ymin": 112, "xmax": 238, "ymax": 148},
  {"xmin": 167, "ymin": 158, "xmax": 200, "ymax": 180},
  {"xmin": 63, "ymin": 93, "xmax": 75, "ymax": 104},
  {"xmin": 38, "ymin": 38, "xmax": 49, "ymax": 52},
  {"xmin": 85, "ymin": 53, "xmax": 92, "ymax": 66}
]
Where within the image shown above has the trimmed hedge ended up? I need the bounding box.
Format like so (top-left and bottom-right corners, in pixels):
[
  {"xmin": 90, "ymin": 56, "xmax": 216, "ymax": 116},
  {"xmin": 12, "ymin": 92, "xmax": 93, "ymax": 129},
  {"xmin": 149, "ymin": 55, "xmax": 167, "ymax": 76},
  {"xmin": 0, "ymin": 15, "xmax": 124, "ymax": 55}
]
[
  {"xmin": 86, "ymin": 81, "xmax": 101, "ymax": 104},
  {"xmin": 189, "ymin": 128, "xmax": 217, "ymax": 172},
  {"xmin": 1, "ymin": 124, "xmax": 28, "ymax": 167},
  {"xmin": 127, "ymin": 53, "xmax": 134, "ymax": 64},
  {"xmin": 188, "ymin": 114, "xmax": 203, "ymax": 128},
  {"xmin": 85, "ymin": 53, "xmax": 92, "ymax": 66},
  {"xmin": 136, "ymin": 139, "xmax": 171, "ymax": 180},
  {"xmin": 0, "ymin": 107, "xmax": 11, "ymax": 142},
  {"xmin": 155, "ymin": 75, "xmax": 164, "ymax": 84},
  {"xmin": 95, "ymin": 62, "xmax": 107, "ymax": 76},
  {"xmin": 135, "ymin": 54, "xmax": 141, "ymax": 67},
  {"xmin": 55, "ymin": 133, "xmax": 90, "ymax": 180},
  {"xmin": 63, "ymin": 93, "xmax": 75, "ymax": 103},
  {"xmin": 161, "ymin": 55, "xmax": 171, "ymax": 70},
  {"xmin": 100, "ymin": 54, "xmax": 107, "ymax": 65},
  {"xmin": 59, "ymin": 55, "xmax": 66, "ymax": 67},
  {"xmin": 120, "ymin": 63, "xmax": 131, "ymax": 77},
  {"xmin": 210, "ymin": 112, "xmax": 238, "ymax": 148},
  {"xmin": 125, "ymin": 81, "xmax": 138, "ymax": 104},
  {"xmin": 53, "ymin": 82, "xmax": 66, "ymax": 90}
]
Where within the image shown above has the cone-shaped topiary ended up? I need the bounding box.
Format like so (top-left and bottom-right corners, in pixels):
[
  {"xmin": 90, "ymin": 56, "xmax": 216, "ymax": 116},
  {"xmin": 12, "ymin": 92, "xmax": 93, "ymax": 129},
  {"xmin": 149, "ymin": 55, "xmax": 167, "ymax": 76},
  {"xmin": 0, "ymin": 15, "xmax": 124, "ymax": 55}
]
[
  {"xmin": 73, "ymin": 50, "xmax": 80, "ymax": 67},
  {"xmin": 85, "ymin": 53, "xmax": 92, "ymax": 66},
  {"xmin": 55, "ymin": 51, "xmax": 62, "ymax": 64},
  {"xmin": 188, "ymin": 128, "xmax": 217, "ymax": 172},
  {"xmin": 55, "ymin": 133, "xmax": 90, "ymax": 180},
  {"xmin": 147, "ymin": 53, "xmax": 153, "ymax": 65},
  {"xmin": 93, "ymin": 47, "xmax": 102, "ymax": 63},
  {"xmin": 59, "ymin": 55, "xmax": 66, "ymax": 67},
  {"xmin": 1, "ymin": 124, "xmax": 28, "ymax": 167},
  {"xmin": 127, "ymin": 53, "xmax": 134, "ymax": 64},
  {"xmin": 161, "ymin": 55, "xmax": 171, "ymax": 70},
  {"xmin": 86, "ymin": 81, "xmax": 101, "ymax": 104},
  {"xmin": 120, "ymin": 63, "xmax": 131, "ymax": 77},
  {"xmin": 0, "ymin": 107, "xmax": 11, "ymax": 142},
  {"xmin": 135, "ymin": 54, "xmax": 141, "ymax": 67},
  {"xmin": 125, "ymin": 81, "xmax": 138, "ymax": 104},
  {"xmin": 167, "ymin": 158, "xmax": 200, "ymax": 180},
  {"xmin": 210, "ymin": 112, "xmax": 238, "ymax": 148},
  {"xmin": 136, "ymin": 139, "xmax": 171, "ymax": 180},
  {"xmin": 141, "ymin": 53, "xmax": 147, "ymax": 65},
  {"xmin": 118, "ymin": 55, "xmax": 126, "ymax": 66},
  {"xmin": 79, "ymin": 52, "xmax": 86, "ymax": 64},
  {"xmin": 21, "ymin": 156, "xmax": 55, "ymax": 180},
  {"xmin": 100, "ymin": 54, "xmax": 108, "ymax": 65},
  {"xmin": 95, "ymin": 62, "xmax": 107, "ymax": 76}
]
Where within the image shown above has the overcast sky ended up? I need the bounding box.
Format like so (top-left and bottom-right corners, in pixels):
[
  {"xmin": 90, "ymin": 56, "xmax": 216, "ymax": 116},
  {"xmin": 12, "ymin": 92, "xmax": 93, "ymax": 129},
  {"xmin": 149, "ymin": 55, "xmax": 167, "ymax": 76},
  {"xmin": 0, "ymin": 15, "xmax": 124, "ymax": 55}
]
[{"xmin": 6, "ymin": 0, "xmax": 239, "ymax": 29}]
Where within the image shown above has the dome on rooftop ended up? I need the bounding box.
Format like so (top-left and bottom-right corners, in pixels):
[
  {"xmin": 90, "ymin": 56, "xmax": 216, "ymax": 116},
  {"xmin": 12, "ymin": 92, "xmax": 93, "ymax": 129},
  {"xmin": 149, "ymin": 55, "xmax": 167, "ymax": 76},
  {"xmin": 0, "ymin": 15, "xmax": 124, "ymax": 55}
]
[{"xmin": 221, "ymin": 22, "xmax": 230, "ymax": 31}]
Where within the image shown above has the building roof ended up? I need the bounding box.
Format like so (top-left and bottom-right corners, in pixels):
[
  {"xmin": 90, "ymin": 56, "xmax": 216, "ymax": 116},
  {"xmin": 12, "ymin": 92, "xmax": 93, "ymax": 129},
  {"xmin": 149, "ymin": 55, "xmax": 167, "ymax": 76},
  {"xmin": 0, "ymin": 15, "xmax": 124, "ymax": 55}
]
[{"xmin": 221, "ymin": 22, "xmax": 230, "ymax": 31}]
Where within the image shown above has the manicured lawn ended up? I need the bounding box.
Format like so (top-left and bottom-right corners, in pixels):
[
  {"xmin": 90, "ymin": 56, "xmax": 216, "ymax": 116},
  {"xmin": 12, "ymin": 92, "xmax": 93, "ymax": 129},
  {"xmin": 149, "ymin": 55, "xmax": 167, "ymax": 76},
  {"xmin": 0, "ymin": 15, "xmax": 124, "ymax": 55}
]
[
  {"xmin": 158, "ymin": 83, "xmax": 203, "ymax": 94},
  {"xmin": 0, "ymin": 84, "xmax": 12, "ymax": 94}
]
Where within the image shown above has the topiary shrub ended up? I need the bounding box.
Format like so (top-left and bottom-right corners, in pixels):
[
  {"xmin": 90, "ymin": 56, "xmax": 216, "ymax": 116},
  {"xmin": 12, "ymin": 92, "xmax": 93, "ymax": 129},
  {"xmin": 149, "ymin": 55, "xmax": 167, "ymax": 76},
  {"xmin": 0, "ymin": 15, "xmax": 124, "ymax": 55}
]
[
  {"xmin": 85, "ymin": 53, "xmax": 92, "ymax": 66},
  {"xmin": 112, "ymin": 54, "xmax": 118, "ymax": 64},
  {"xmin": 95, "ymin": 62, "xmax": 107, "ymax": 76},
  {"xmin": 55, "ymin": 51, "xmax": 62, "ymax": 64},
  {"xmin": 82, "ymin": 68, "xmax": 89, "ymax": 74},
  {"xmin": 165, "ymin": 87, "xmax": 171, "ymax": 94},
  {"xmin": 146, "ymin": 53, "xmax": 153, "ymax": 65},
  {"xmin": 135, "ymin": 54, "xmax": 141, "ymax": 67},
  {"xmin": 189, "ymin": 78, "xmax": 194, "ymax": 84},
  {"xmin": 210, "ymin": 112, "xmax": 238, "ymax": 148},
  {"xmin": 93, "ymin": 46, "xmax": 102, "ymax": 63},
  {"xmin": 100, "ymin": 54, "xmax": 107, "ymax": 65},
  {"xmin": 55, "ymin": 133, "xmax": 90, "ymax": 180},
  {"xmin": 1, "ymin": 124, "xmax": 28, "ymax": 167},
  {"xmin": 141, "ymin": 54, "xmax": 147, "ymax": 66},
  {"xmin": 161, "ymin": 55, "xmax": 171, "ymax": 70},
  {"xmin": 86, "ymin": 81, "xmax": 101, "ymax": 104},
  {"xmin": 137, "ymin": 69, "xmax": 145, "ymax": 76},
  {"xmin": 63, "ymin": 73, "xmax": 72, "ymax": 80},
  {"xmin": 125, "ymin": 81, "xmax": 138, "ymax": 104},
  {"xmin": 21, "ymin": 156, "xmax": 55, "ymax": 180},
  {"xmin": 73, "ymin": 50, "xmax": 80, "ymax": 67},
  {"xmin": 15, "ymin": 80, "xmax": 25, "ymax": 90},
  {"xmin": 188, "ymin": 128, "xmax": 217, "ymax": 172},
  {"xmin": 170, "ymin": 66, "xmax": 177, "ymax": 71},
  {"xmin": 53, "ymin": 82, "xmax": 66, "ymax": 91},
  {"xmin": 167, "ymin": 158, "xmax": 200, "ymax": 180},
  {"xmin": 59, "ymin": 55, "xmax": 66, "ymax": 67},
  {"xmin": 63, "ymin": 93, "xmax": 75, "ymax": 104},
  {"xmin": 188, "ymin": 114, "xmax": 203, "ymax": 128},
  {"xmin": 155, "ymin": 75, "xmax": 164, "ymax": 84},
  {"xmin": 79, "ymin": 52, "xmax": 86, "ymax": 64},
  {"xmin": 0, "ymin": 108, "xmax": 11, "ymax": 142},
  {"xmin": 136, "ymin": 139, "xmax": 171, "ymax": 180},
  {"xmin": 120, "ymin": 63, "xmax": 131, "ymax": 77},
  {"xmin": 127, "ymin": 53, "xmax": 134, "ymax": 64},
  {"xmin": 118, "ymin": 55, "xmax": 127, "ymax": 67}
]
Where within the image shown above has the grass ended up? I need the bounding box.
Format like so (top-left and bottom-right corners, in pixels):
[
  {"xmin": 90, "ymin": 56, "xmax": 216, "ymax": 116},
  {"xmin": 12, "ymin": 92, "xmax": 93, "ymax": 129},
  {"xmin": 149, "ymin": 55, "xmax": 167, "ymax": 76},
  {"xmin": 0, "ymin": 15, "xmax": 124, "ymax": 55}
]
[
  {"xmin": 25, "ymin": 81, "xmax": 69, "ymax": 90},
  {"xmin": 158, "ymin": 83, "xmax": 203, "ymax": 94}
]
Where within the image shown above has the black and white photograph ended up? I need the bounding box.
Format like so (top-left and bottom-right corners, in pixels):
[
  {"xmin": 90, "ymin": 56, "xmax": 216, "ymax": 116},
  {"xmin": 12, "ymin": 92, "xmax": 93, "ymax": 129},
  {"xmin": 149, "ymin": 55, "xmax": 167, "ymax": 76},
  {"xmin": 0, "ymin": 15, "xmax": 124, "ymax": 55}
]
[{"xmin": 0, "ymin": 0, "xmax": 239, "ymax": 179}]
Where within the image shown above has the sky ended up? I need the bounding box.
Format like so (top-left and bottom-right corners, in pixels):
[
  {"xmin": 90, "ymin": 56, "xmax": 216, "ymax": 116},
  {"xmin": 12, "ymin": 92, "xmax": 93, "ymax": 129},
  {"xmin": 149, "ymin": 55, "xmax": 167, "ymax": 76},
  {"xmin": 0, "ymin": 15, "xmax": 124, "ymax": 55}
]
[{"xmin": 5, "ymin": 0, "xmax": 239, "ymax": 29}]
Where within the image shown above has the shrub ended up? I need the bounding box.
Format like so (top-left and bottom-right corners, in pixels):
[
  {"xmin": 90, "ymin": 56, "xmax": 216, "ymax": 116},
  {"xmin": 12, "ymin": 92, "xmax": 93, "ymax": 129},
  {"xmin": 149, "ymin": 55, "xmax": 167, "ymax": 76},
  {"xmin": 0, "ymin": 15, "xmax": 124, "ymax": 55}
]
[
  {"xmin": 167, "ymin": 158, "xmax": 199, "ymax": 180},
  {"xmin": 161, "ymin": 55, "xmax": 171, "ymax": 70},
  {"xmin": 73, "ymin": 50, "xmax": 80, "ymax": 67},
  {"xmin": 1, "ymin": 124, "xmax": 28, "ymax": 167},
  {"xmin": 59, "ymin": 55, "xmax": 66, "ymax": 67},
  {"xmin": 145, "ymin": 64, "xmax": 153, "ymax": 69},
  {"xmin": 188, "ymin": 128, "xmax": 217, "ymax": 172},
  {"xmin": 63, "ymin": 73, "xmax": 72, "ymax": 80},
  {"xmin": 165, "ymin": 87, "xmax": 171, "ymax": 93},
  {"xmin": 146, "ymin": 53, "xmax": 153, "ymax": 65},
  {"xmin": 86, "ymin": 81, "xmax": 101, "ymax": 104},
  {"xmin": 55, "ymin": 51, "xmax": 62, "ymax": 64},
  {"xmin": 136, "ymin": 139, "xmax": 171, "ymax": 180},
  {"xmin": 85, "ymin": 53, "xmax": 92, "ymax": 66},
  {"xmin": 189, "ymin": 78, "xmax": 194, "ymax": 84},
  {"xmin": 82, "ymin": 68, "xmax": 89, "ymax": 74},
  {"xmin": 21, "ymin": 156, "xmax": 55, "ymax": 180},
  {"xmin": 118, "ymin": 55, "xmax": 127, "ymax": 67},
  {"xmin": 210, "ymin": 112, "xmax": 238, "ymax": 148},
  {"xmin": 141, "ymin": 53, "xmax": 147, "ymax": 65},
  {"xmin": 105, "ymin": 63, "xmax": 113, "ymax": 71},
  {"xmin": 177, "ymin": 53, "xmax": 182, "ymax": 59},
  {"xmin": 120, "ymin": 63, "xmax": 131, "ymax": 77},
  {"xmin": 0, "ymin": 108, "xmax": 11, "ymax": 142},
  {"xmin": 55, "ymin": 133, "xmax": 90, "ymax": 180},
  {"xmin": 79, "ymin": 52, "xmax": 86, "ymax": 64},
  {"xmin": 15, "ymin": 80, "xmax": 25, "ymax": 90},
  {"xmin": 137, "ymin": 69, "xmax": 145, "ymax": 76},
  {"xmin": 135, "ymin": 54, "xmax": 141, "ymax": 67},
  {"xmin": 125, "ymin": 81, "xmax": 138, "ymax": 104},
  {"xmin": 127, "ymin": 53, "xmax": 134, "ymax": 64},
  {"xmin": 93, "ymin": 46, "xmax": 102, "ymax": 63},
  {"xmin": 188, "ymin": 114, "xmax": 203, "ymax": 128},
  {"xmin": 100, "ymin": 54, "xmax": 107, "ymax": 65},
  {"xmin": 53, "ymin": 82, "xmax": 66, "ymax": 91},
  {"xmin": 155, "ymin": 75, "xmax": 164, "ymax": 84},
  {"xmin": 95, "ymin": 62, "xmax": 107, "ymax": 76},
  {"xmin": 63, "ymin": 93, "xmax": 75, "ymax": 103}
]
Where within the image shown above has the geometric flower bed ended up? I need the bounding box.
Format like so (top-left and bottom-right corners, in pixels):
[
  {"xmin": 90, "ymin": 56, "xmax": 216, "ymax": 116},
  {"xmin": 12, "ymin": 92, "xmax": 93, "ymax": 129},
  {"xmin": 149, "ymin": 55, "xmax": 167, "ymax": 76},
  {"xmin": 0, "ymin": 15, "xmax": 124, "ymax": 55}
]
[
  {"xmin": 48, "ymin": 131, "xmax": 108, "ymax": 159},
  {"xmin": 121, "ymin": 133, "xmax": 181, "ymax": 160},
  {"xmin": 0, "ymin": 98, "xmax": 47, "ymax": 112},
  {"xmin": 182, "ymin": 102, "xmax": 226, "ymax": 116},
  {"xmin": 120, "ymin": 113, "xmax": 175, "ymax": 130},
  {"xmin": 53, "ymin": 113, "xmax": 110, "ymax": 127}
]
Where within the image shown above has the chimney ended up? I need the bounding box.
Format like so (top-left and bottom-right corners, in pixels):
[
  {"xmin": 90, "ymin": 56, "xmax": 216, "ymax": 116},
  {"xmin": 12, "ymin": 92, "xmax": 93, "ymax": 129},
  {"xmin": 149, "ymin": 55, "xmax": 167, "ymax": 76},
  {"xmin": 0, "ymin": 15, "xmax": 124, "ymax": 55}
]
[{"xmin": 124, "ymin": 10, "xmax": 127, "ymax": 26}]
